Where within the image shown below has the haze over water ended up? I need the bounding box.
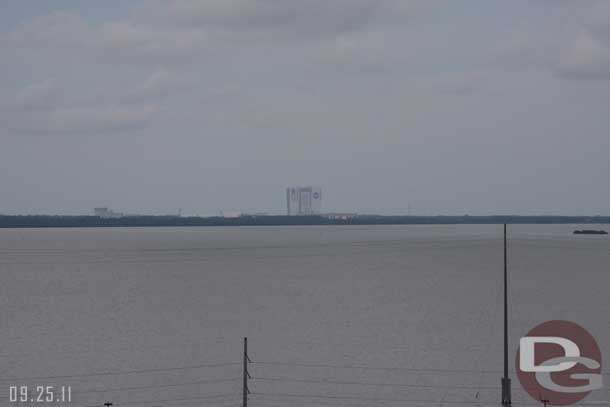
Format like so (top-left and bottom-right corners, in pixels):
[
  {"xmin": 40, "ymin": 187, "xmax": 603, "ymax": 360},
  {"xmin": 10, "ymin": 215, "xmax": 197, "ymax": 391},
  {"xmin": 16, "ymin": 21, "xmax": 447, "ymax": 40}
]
[{"xmin": 1, "ymin": 225, "xmax": 608, "ymax": 407}]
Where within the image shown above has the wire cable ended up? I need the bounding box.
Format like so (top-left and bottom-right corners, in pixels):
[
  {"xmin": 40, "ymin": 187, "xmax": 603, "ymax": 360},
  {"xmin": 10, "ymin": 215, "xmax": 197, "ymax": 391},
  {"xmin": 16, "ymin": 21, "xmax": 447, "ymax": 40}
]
[
  {"xmin": 252, "ymin": 360, "xmax": 610, "ymax": 377},
  {"xmin": 252, "ymin": 391, "xmax": 607, "ymax": 407},
  {"xmin": 252, "ymin": 391, "xmax": 525, "ymax": 406},
  {"xmin": 0, "ymin": 361, "xmax": 241, "ymax": 382},
  {"xmin": 253, "ymin": 376, "xmax": 498, "ymax": 390},
  {"xmin": 251, "ymin": 376, "xmax": 587, "ymax": 394},
  {"xmin": 82, "ymin": 393, "xmax": 239, "ymax": 407},
  {"xmin": 75, "ymin": 377, "xmax": 241, "ymax": 395},
  {"xmin": 252, "ymin": 360, "xmax": 508, "ymax": 374}
]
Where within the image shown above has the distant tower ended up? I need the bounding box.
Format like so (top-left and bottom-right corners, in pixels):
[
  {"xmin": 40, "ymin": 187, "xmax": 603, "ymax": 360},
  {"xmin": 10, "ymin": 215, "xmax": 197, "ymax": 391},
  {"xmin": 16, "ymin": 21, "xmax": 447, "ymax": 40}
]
[
  {"xmin": 286, "ymin": 186, "xmax": 322, "ymax": 215},
  {"xmin": 286, "ymin": 188, "xmax": 296, "ymax": 216},
  {"xmin": 310, "ymin": 187, "xmax": 322, "ymax": 214}
]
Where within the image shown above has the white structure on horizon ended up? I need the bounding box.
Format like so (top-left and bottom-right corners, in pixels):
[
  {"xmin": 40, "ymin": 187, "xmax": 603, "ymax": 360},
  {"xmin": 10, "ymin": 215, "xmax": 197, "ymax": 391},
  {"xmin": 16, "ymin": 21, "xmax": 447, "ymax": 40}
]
[{"xmin": 286, "ymin": 186, "xmax": 322, "ymax": 216}]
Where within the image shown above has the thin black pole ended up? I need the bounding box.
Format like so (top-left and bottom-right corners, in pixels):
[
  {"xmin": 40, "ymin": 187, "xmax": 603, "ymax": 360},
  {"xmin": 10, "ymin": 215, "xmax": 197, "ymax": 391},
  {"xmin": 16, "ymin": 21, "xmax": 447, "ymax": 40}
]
[
  {"xmin": 504, "ymin": 223, "xmax": 508, "ymax": 380},
  {"xmin": 502, "ymin": 224, "xmax": 511, "ymax": 405},
  {"xmin": 243, "ymin": 337, "xmax": 249, "ymax": 407}
]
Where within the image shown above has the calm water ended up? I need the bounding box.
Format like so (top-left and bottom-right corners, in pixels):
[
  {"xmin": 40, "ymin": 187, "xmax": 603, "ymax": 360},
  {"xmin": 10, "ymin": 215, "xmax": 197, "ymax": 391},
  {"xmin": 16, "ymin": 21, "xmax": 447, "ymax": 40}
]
[{"xmin": 1, "ymin": 225, "xmax": 608, "ymax": 407}]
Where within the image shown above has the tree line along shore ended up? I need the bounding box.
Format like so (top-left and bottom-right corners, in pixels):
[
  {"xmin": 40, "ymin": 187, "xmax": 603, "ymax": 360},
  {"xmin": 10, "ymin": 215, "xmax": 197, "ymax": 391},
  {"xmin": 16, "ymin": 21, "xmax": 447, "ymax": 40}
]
[{"xmin": 1, "ymin": 215, "xmax": 609, "ymax": 228}]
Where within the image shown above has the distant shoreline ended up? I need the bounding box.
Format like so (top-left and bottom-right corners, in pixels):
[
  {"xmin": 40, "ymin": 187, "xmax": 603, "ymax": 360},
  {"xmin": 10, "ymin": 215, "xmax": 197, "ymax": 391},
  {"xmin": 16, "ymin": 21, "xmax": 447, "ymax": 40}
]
[{"xmin": 1, "ymin": 215, "xmax": 609, "ymax": 228}]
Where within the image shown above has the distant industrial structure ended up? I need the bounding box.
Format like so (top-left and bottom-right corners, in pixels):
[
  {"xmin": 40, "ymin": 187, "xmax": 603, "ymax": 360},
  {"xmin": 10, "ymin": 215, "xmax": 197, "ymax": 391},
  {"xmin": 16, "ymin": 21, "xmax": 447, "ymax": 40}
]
[
  {"xmin": 94, "ymin": 207, "xmax": 124, "ymax": 218},
  {"xmin": 286, "ymin": 186, "xmax": 322, "ymax": 215},
  {"xmin": 94, "ymin": 207, "xmax": 181, "ymax": 218},
  {"xmin": 220, "ymin": 211, "xmax": 271, "ymax": 218},
  {"xmin": 323, "ymin": 213, "xmax": 357, "ymax": 220}
]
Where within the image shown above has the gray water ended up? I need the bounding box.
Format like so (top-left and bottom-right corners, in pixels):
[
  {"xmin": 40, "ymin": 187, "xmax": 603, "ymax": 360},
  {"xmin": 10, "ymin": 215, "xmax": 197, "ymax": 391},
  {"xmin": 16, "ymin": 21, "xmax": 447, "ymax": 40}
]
[{"xmin": 1, "ymin": 225, "xmax": 608, "ymax": 407}]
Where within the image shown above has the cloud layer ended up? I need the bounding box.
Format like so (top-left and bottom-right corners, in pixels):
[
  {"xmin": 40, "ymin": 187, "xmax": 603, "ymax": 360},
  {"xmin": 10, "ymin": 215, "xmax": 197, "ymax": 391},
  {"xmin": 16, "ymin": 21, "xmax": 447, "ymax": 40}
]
[
  {"xmin": 3, "ymin": 1, "xmax": 610, "ymax": 135},
  {"xmin": 1, "ymin": 1, "xmax": 610, "ymax": 215}
]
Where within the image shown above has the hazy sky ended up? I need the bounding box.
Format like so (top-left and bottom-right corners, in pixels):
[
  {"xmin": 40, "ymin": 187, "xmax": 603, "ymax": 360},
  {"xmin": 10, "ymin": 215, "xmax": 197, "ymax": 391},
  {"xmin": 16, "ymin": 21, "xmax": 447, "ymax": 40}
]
[{"xmin": 1, "ymin": 1, "xmax": 610, "ymax": 216}]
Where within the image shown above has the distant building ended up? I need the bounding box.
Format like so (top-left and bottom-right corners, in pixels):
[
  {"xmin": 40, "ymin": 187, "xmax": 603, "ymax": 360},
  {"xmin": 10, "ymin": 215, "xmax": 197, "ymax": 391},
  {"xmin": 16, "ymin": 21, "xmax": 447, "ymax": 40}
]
[
  {"xmin": 286, "ymin": 186, "xmax": 322, "ymax": 215},
  {"xmin": 221, "ymin": 211, "xmax": 243, "ymax": 218},
  {"xmin": 324, "ymin": 213, "xmax": 357, "ymax": 220},
  {"xmin": 94, "ymin": 207, "xmax": 124, "ymax": 218}
]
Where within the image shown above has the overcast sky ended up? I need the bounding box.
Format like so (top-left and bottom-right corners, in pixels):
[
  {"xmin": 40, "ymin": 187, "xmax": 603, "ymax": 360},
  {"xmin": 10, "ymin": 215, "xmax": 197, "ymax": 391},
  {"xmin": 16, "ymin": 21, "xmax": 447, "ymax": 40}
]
[{"xmin": 1, "ymin": 1, "xmax": 610, "ymax": 216}]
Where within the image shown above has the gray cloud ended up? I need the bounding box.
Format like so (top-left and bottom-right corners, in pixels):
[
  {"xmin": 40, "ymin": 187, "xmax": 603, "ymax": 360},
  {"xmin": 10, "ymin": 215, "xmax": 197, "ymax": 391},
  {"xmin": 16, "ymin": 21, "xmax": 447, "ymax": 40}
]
[
  {"xmin": 5, "ymin": 12, "xmax": 211, "ymax": 64},
  {"xmin": 557, "ymin": 30, "xmax": 610, "ymax": 79},
  {"xmin": 555, "ymin": 1, "xmax": 610, "ymax": 79},
  {"xmin": 1, "ymin": 74, "xmax": 168, "ymax": 134},
  {"xmin": 470, "ymin": 0, "xmax": 610, "ymax": 81},
  {"xmin": 3, "ymin": 1, "xmax": 441, "ymax": 67},
  {"xmin": 14, "ymin": 79, "xmax": 60, "ymax": 110},
  {"xmin": 123, "ymin": 69, "xmax": 191, "ymax": 102},
  {"xmin": 8, "ymin": 105, "xmax": 158, "ymax": 134},
  {"xmin": 140, "ymin": 0, "xmax": 378, "ymax": 34}
]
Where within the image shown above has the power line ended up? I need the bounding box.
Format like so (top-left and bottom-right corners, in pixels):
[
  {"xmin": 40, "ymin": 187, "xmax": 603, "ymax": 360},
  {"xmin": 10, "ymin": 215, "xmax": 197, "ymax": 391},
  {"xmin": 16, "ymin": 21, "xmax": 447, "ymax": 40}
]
[
  {"xmin": 253, "ymin": 391, "xmax": 607, "ymax": 407},
  {"xmin": 252, "ymin": 391, "xmax": 528, "ymax": 406},
  {"xmin": 252, "ymin": 360, "xmax": 507, "ymax": 374},
  {"xmin": 82, "ymin": 393, "xmax": 240, "ymax": 407},
  {"xmin": 251, "ymin": 376, "xmax": 586, "ymax": 395},
  {"xmin": 254, "ymin": 376, "xmax": 499, "ymax": 390},
  {"xmin": 75, "ymin": 377, "xmax": 241, "ymax": 395},
  {"xmin": 0, "ymin": 361, "xmax": 240, "ymax": 382},
  {"xmin": 125, "ymin": 398, "xmax": 240, "ymax": 407},
  {"xmin": 252, "ymin": 360, "xmax": 610, "ymax": 377}
]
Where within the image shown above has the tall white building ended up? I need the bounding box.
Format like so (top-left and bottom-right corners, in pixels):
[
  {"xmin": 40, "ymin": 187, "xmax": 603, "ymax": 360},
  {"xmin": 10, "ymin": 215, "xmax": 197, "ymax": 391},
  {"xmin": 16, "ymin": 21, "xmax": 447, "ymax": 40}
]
[{"xmin": 286, "ymin": 186, "xmax": 322, "ymax": 215}]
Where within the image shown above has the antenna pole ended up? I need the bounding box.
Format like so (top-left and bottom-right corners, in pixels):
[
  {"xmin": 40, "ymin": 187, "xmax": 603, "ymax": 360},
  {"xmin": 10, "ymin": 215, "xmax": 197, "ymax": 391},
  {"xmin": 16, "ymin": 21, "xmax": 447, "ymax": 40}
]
[
  {"xmin": 502, "ymin": 224, "xmax": 512, "ymax": 405},
  {"xmin": 243, "ymin": 337, "xmax": 250, "ymax": 407}
]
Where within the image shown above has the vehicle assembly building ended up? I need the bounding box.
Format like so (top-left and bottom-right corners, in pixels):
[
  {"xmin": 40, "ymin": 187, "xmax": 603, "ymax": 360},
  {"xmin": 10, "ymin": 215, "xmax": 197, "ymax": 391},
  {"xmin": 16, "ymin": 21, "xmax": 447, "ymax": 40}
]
[{"xmin": 286, "ymin": 186, "xmax": 322, "ymax": 215}]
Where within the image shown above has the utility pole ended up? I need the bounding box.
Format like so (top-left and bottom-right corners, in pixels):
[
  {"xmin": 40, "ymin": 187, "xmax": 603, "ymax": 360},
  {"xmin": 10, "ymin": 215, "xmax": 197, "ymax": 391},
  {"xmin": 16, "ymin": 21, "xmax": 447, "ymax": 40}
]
[
  {"xmin": 541, "ymin": 398, "xmax": 550, "ymax": 407},
  {"xmin": 243, "ymin": 337, "xmax": 251, "ymax": 407},
  {"xmin": 103, "ymin": 403, "xmax": 113, "ymax": 407},
  {"xmin": 502, "ymin": 224, "xmax": 512, "ymax": 406}
]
